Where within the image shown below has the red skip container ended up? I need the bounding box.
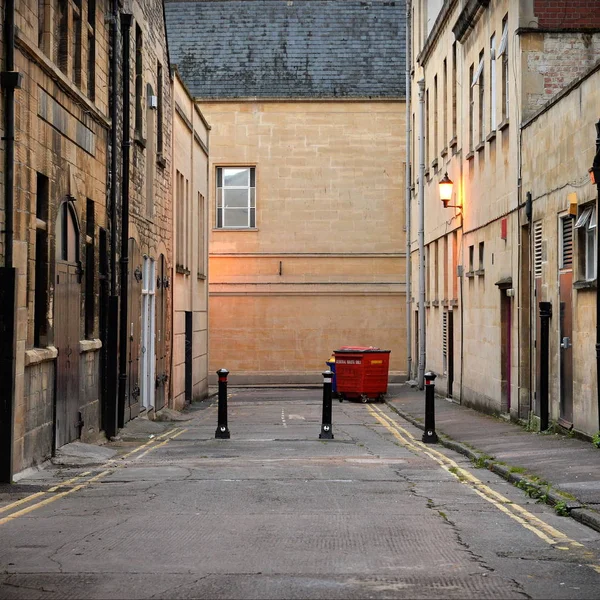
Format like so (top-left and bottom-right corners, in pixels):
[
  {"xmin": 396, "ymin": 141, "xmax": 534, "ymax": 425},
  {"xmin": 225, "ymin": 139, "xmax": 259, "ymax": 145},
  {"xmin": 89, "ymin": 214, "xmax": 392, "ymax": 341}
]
[{"xmin": 333, "ymin": 346, "xmax": 391, "ymax": 403}]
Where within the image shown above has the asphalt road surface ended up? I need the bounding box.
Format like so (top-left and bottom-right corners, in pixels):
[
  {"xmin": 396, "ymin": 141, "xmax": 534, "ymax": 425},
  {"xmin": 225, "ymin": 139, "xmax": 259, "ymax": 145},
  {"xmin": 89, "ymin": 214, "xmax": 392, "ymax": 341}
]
[{"xmin": 1, "ymin": 387, "xmax": 599, "ymax": 599}]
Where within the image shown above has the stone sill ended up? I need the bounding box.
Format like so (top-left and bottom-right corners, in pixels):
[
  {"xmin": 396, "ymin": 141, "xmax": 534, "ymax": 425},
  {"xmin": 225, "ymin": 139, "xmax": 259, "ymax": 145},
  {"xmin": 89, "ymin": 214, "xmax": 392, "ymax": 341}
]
[
  {"xmin": 425, "ymin": 301, "xmax": 431, "ymax": 308},
  {"xmin": 80, "ymin": 339, "xmax": 102, "ymax": 353},
  {"xmin": 440, "ymin": 147, "xmax": 448, "ymax": 158},
  {"xmin": 475, "ymin": 141, "xmax": 485, "ymax": 153},
  {"xmin": 156, "ymin": 154, "xmax": 167, "ymax": 169},
  {"xmin": 449, "ymin": 136, "xmax": 458, "ymax": 150},
  {"xmin": 465, "ymin": 271, "xmax": 475, "ymax": 278},
  {"xmin": 212, "ymin": 227, "xmax": 259, "ymax": 232},
  {"xmin": 431, "ymin": 158, "xmax": 439, "ymax": 171},
  {"xmin": 486, "ymin": 130, "xmax": 497, "ymax": 143},
  {"xmin": 450, "ymin": 299, "xmax": 458, "ymax": 307},
  {"xmin": 134, "ymin": 133, "xmax": 146, "ymax": 149},
  {"xmin": 574, "ymin": 279, "xmax": 596, "ymax": 290},
  {"xmin": 25, "ymin": 346, "xmax": 58, "ymax": 367},
  {"xmin": 197, "ymin": 273, "xmax": 207, "ymax": 281},
  {"xmin": 498, "ymin": 118, "xmax": 509, "ymax": 132},
  {"xmin": 176, "ymin": 265, "xmax": 190, "ymax": 275},
  {"xmin": 466, "ymin": 151, "xmax": 475, "ymax": 161},
  {"xmin": 475, "ymin": 269, "xmax": 485, "ymax": 276},
  {"xmin": 432, "ymin": 300, "xmax": 440, "ymax": 307}
]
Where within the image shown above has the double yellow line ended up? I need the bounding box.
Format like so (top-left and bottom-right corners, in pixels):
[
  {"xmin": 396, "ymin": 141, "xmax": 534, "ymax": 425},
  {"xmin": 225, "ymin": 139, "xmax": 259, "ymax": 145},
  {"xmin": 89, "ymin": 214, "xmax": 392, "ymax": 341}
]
[
  {"xmin": 368, "ymin": 404, "xmax": 600, "ymax": 572},
  {"xmin": 0, "ymin": 427, "xmax": 186, "ymax": 527}
]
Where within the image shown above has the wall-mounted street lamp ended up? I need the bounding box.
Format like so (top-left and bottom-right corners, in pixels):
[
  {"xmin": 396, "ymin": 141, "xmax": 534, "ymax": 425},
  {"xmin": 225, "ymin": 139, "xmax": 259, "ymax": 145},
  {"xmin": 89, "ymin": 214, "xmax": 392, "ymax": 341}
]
[{"xmin": 439, "ymin": 172, "xmax": 461, "ymax": 211}]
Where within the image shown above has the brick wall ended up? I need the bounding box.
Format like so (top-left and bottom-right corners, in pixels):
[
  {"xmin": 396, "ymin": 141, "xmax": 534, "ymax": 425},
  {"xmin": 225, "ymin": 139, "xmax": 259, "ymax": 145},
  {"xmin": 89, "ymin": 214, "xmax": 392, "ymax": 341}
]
[
  {"xmin": 524, "ymin": 32, "xmax": 600, "ymax": 117},
  {"xmin": 534, "ymin": 0, "xmax": 600, "ymax": 29}
]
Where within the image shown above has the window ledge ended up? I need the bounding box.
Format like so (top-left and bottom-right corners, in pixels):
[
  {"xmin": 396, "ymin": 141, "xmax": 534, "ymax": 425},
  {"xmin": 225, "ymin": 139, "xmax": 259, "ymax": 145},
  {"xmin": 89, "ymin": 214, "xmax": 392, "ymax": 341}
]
[
  {"xmin": 498, "ymin": 118, "xmax": 509, "ymax": 132},
  {"xmin": 156, "ymin": 154, "xmax": 167, "ymax": 169},
  {"xmin": 475, "ymin": 269, "xmax": 485, "ymax": 276},
  {"xmin": 213, "ymin": 227, "xmax": 259, "ymax": 232},
  {"xmin": 465, "ymin": 271, "xmax": 475, "ymax": 278},
  {"xmin": 440, "ymin": 147, "xmax": 448, "ymax": 158},
  {"xmin": 176, "ymin": 265, "xmax": 190, "ymax": 275},
  {"xmin": 466, "ymin": 151, "xmax": 475, "ymax": 161},
  {"xmin": 197, "ymin": 273, "xmax": 207, "ymax": 281},
  {"xmin": 450, "ymin": 299, "xmax": 458, "ymax": 307},
  {"xmin": 432, "ymin": 299, "xmax": 440, "ymax": 307},
  {"xmin": 486, "ymin": 130, "xmax": 497, "ymax": 143},
  {"xmin": 424, "ymin": 168, "xmax": 430, "ymax": 180},
  {"xmin": 442, "ymin": 298, "xmax": 449, "ymax": 307},
  {"xmin": 80, "ymin": 339, "xmax": 102, "ymax": 354},
  {"xmin": 573, "ymin": 279, "xmax": 597, "ymax": 290},
  {"xmin": 431, "ymin": 158, "xmax": 439, "ymax": 171},
  {"xmin": 134, "ymin": 132, "xmax": 146, "ymax": 148},
  {"xmin": 449, "ymin": 136, "xmax": 458, "ymax": 149},
  {"xmin": 425, "ymin": 300, "xmax": 431, "ymax": 308},
  {"xmin": 25, "ymin": 346, "xmax": 58, "ymax": 367},
  {"xmin": 475, "ymin": 141, "xmax": 485, "ymax": 153}
]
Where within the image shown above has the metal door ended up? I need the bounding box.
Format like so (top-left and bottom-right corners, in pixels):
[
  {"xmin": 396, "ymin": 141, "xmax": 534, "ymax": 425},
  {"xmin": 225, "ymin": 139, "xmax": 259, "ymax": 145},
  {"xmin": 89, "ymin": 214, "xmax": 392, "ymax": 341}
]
[
  {"xmin": 185, "ymin": 311, "xmax": 193, "ymax": 404},
  {"xmin": 447, "ymin": 311, "xmax": 454, "ymax": 397},
  {"xmin": 54, "ymin": 203, "xmax": 81, "ymax": 448},
  {"xmin": 140, "ymin": 256, "xmax": 156, "ymax": 411},
  {"xmin": 155, "ymin": 254, "xmax": 167, "ymax": 411},
  {"xmin": 558, "ymin": 215, "xmax": 574, "ymax": 425},
  {"xmin": 500, "ymin": 292, "xmax": 512, "ymax": 413},
  {"xmin": 125, "ymin": 239, "xmax": 142, "ymax": 422}
]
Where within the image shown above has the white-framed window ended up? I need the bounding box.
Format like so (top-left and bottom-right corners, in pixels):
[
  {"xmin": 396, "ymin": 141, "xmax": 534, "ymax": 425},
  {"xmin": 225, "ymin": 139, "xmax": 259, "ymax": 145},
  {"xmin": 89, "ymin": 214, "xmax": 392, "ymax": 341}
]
[
  {"xmin": 490, "ymin": 33, "xmax": 496, "ymax": 131},
  {"xmin": 559, "ymin": 214, "xmax": 573, "ymax": 271},
  {"xmin": 575, "ymin": 204, "xmax": 597, "ymax": 281},
  {"xmin": 216, "ymin": 167, "xmax": 256, "ymax": 229},
  {"xmin": 498, "ymin": 15, "xmax": 509, "ymax": 121}
]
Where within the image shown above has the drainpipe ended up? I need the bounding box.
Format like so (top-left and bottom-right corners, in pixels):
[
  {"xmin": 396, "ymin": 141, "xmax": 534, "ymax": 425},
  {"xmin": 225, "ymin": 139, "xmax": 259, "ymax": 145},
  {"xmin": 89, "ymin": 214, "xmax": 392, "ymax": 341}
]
[
  {"xmin": 104, "ymin": 3, "xmax": 120, "ymax": 439},
  {"xmin": 405, "ymin": 2, "xmax": 412, "ymax": 380},
  {"xmin": 593, "ymin": 120, "xmax": 600, "ymax": 432},
  {"xmin": 117, "ymin": 14, "xmax": 133, "ymax": 429},
  {"xmin": 2, "ymin": 0, "xmax": 16, "ymax": 269},
  {"xmin": 0, "ymin": 0, "xmax": 17, "ymax": 482},
  {"xmin": 417, "ymin": 79, "xmax": 426, "ymax": 389}
]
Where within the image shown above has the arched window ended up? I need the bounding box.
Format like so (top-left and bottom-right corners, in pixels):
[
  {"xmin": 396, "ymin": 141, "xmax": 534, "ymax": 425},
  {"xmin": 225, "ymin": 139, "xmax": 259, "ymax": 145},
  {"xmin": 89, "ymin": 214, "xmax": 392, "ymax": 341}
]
[{"xmin": 55, "ymin": 201, "xmax": 80, "ymax": 263}]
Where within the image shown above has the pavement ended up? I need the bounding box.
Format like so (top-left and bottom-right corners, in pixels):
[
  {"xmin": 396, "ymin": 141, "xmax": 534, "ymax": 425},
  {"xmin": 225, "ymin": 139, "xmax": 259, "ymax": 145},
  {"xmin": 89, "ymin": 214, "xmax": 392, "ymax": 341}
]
[{"xmin": 384, "ymin": 383, "xmax": 600, "ymax": 533}]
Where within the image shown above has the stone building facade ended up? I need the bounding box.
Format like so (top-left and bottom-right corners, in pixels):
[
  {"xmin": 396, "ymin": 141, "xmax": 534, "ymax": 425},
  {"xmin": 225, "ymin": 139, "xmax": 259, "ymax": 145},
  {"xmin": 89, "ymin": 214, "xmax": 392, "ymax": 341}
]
[
  {"xmin": 165, "ymin": 0, "xmax": 407, "ymax": 384},
  {"xmin": 409, "ymin": 0, "xmax": 600, "ymax": 435},
  {"xmin": 0, "ymin": 0, "xmax": 176, "ymax": 481},
  {"xmin": 171, "ymin": 69, "xmax": 210, "ymax": 408}
]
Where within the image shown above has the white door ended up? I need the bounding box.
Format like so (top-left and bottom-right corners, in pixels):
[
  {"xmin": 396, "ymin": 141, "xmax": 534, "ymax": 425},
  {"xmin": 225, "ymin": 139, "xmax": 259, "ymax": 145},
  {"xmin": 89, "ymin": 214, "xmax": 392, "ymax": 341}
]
[{"xmin": 140, "ymin": 256, "xmax": 156, "ymax": 411}]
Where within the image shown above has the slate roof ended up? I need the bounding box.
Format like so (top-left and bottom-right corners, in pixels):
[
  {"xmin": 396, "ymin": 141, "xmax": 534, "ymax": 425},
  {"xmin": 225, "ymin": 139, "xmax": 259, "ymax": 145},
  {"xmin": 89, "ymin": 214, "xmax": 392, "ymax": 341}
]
[{"xmin": 164, "ymin": 0, "xmax": 406, "ymax": 99}]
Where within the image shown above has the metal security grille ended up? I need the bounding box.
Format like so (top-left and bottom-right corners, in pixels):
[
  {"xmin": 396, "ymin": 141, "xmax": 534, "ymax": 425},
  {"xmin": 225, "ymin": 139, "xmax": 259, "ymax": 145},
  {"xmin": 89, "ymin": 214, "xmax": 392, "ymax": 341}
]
[
  {"xmin": 534, "ymin": 221, "xmax": 543, "ymax": 279},
  {"xmin": 442, "ymin": 311, "xmax": 448, "ymax": 375},
  {"xmin": 560, "ymin": 216, "xmax": 573, "ymax": 270}
]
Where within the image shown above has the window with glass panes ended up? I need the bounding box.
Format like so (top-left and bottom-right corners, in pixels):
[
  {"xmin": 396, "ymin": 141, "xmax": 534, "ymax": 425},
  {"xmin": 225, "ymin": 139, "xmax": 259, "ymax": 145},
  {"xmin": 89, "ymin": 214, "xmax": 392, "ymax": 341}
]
[{"xmin": 216, "ymin": 167, "xmax": 256, "ymax": 228}]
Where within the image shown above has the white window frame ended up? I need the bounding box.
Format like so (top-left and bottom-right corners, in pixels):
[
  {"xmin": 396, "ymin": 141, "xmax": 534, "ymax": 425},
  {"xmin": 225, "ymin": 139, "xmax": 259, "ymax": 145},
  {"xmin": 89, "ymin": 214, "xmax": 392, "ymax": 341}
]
[
  {"xmin": 216, "ymin": 166, "xmax": 256, "ymax": 229},
  {"xmin": 490, "ymin": 33, "xmax": 497, "ymax": 131},
  {"xmin": 575, "ymin": 205, "xmax": 597, "ymax": 281}
]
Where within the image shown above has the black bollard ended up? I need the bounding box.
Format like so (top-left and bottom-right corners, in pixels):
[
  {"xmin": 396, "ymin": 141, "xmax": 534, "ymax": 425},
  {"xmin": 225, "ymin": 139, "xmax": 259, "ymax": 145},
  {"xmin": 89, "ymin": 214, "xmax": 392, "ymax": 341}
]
[
  {"xmin": 319, "ymin": 370, "xmax": 334, "ymax": 439},
  {"xmin": 422, "ymin": 371, "xmax": 438, "ymax": 444},
  {"xmin": 215, "ymin": 368, "xmax": 231, "ymax": 439}
]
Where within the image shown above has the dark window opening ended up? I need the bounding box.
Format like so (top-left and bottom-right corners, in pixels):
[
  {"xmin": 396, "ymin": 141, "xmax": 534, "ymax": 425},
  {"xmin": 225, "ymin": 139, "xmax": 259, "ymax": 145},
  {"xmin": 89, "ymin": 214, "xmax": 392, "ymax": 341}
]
[
  {"xmin": 135, "ymin": 24, "xmax": 143, "ymax": 136},
  {"xmin": 34, "ymin": 173, "xmax": 50, "ymax": 347},
  {"xmin": 157, "ymin": 62, "xmax": 163, "ymax": 155},
  {"xmin": 85, "ymin": 199, "xmax": 95, "ymax": 338}
]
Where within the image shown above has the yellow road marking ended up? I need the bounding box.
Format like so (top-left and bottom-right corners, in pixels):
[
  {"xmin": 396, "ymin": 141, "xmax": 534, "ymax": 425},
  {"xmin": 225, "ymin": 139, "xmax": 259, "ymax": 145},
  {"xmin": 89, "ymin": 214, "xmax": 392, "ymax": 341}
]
[
  {"xmin": 0, "ymin": 470, "xmax": 111, "ymax": 526},
  {"xmin": 368, "ymin": 406, "xmax": 577, "ymax": 546},
  {"xmin": 0, "ymin": 471, "xmax": 94, "ymax": 515},
  {"xmin": 0, "ymin": 427, "xmax": 186, "ymax": 526},
  {"xmin": 133, "ymin": 428, "xmax": 187, "ymax": 460}
]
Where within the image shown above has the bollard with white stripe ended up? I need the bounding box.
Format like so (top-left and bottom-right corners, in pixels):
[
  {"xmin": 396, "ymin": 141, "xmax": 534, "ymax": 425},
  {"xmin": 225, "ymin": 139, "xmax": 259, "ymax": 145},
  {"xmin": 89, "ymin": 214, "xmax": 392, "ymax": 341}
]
[{"xmin": 319, "ymin": 370, "xmax": 334, "ymax": 439}]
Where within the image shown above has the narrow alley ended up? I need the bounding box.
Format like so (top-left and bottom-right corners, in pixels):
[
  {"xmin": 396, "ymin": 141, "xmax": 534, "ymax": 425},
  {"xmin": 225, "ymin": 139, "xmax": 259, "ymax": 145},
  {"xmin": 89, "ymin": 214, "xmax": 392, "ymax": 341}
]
[{"xmin": 0, "ymin": 388, "xmax": 599, "ymax": 599}]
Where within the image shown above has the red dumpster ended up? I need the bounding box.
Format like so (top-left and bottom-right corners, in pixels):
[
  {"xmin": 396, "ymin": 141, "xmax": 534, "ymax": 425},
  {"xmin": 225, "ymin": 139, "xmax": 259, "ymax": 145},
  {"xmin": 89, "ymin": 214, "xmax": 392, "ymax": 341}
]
[{"xmin": 333, "ymin": 346, "xmax": 391, "ymax": 403}]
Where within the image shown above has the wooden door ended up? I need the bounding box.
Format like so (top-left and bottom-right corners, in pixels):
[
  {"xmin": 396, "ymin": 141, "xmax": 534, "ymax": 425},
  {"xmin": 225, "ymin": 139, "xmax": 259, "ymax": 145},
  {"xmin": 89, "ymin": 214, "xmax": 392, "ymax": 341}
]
[
  {"xmin": 125, "ymin": 238, "xmax": 142, "ymax": 422},
  {"xmin": 54, "ymin": 203, "xmax": 81, "ymax": 448}
]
